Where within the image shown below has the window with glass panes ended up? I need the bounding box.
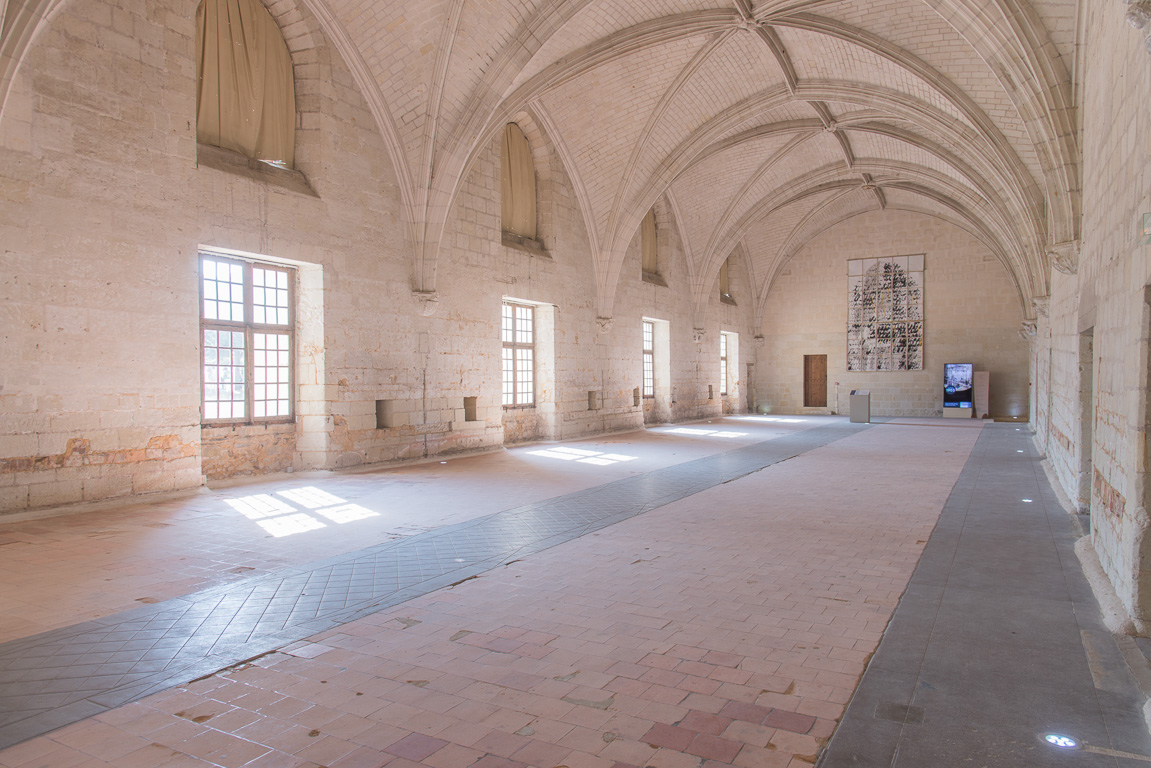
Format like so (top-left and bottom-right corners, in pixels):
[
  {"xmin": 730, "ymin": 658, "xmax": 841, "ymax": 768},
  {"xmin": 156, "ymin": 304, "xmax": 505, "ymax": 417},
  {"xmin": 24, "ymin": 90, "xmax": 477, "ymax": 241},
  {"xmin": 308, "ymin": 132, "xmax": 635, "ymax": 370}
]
[
  {"xmin": 719, "ymin": 333, "xmax": 729, "ymax": 396},
  {"xmin": 502, "ymin": 302, "xmax": 535, "ymax": 407},
  {"xmin": 642, "ymin": 321, "xmax": 655, "ymax": 398},
  {"xmin": 200, "ymin": 254, "xmax": 294, "ymax": 422}
]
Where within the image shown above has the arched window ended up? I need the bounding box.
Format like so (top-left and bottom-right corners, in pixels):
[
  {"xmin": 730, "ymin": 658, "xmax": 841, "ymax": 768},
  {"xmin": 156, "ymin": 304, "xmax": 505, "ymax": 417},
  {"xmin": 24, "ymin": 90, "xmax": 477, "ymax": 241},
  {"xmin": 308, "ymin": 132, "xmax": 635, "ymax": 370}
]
[
  {"xmin": 719, "ymin": 257, "xmax": 733, "ymax": 303},
  {"xmin": 196, "ymin": 0, "xmax": 296, "ymax": 168},
  {"xmin": 501, "ymin": 123, "xmax": 537, "ymax": 240},
  {"xmin": 641, "ymin": 209, "xmax": 658, "ymax": 276}
]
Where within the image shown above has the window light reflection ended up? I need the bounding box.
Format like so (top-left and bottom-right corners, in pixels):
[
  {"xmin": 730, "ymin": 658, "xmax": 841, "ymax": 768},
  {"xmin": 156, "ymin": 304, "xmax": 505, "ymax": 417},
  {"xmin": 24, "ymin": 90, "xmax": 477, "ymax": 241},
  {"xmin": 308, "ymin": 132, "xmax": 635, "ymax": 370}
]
[
  {"xmin": 278, "ymin": 486, "xmax": 346, "ymax": 509},
  {"xmin": 225, "ymin": 486, "xmax": 379, "ymax": 537},
  {"xmin": 527, "ymin": 447, "xmax": 639, "ymax": 465},
  {"xmin": 666, "ymin": 428, "xmax": 749, "ymax": 438},
  {"xmin": 225, "ymin": 494, "xmax": 295, "ymax": 519},
  {"xmin": 315, "ymin": 503, "xmax": 379, "ymax": 524},
  {"xmin": 258, "ymin": 513, "xmax": 326, "ymax": 537}
]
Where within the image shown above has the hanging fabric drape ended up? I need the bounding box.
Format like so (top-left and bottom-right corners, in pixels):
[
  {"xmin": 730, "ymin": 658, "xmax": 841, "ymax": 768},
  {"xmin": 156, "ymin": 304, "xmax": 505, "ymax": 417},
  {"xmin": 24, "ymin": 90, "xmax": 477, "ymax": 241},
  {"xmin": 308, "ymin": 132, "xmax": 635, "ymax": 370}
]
[
  {"xmin": 720, "ymin": 258, "xmax": 731, "ymax": 297},
  {"xmin": 641, "ymin": 208, "xmax": 658, "ymax": 273},
  {"xmin": 501, "ymin": 123, "xmax": 537, "ymax": 240},
  {"xmin": 196, "ymin": 0, "xmax": 295, "ymax": 167}
]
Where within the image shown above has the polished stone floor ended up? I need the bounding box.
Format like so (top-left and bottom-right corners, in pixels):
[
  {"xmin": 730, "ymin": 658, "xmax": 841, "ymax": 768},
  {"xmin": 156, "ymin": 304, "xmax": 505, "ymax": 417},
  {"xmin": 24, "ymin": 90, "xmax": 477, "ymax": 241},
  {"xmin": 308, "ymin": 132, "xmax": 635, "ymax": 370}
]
[{"xmin": 0, "ymin": 416, "xmax": 1144, "ymax": 768}]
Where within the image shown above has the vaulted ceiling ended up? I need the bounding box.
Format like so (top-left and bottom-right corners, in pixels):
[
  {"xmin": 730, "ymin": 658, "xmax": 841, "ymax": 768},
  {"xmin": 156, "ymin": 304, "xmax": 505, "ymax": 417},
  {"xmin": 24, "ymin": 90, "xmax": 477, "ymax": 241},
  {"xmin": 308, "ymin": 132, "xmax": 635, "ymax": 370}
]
[{"xmin": 2, "ymin": 0, "xmax": 1082, "ymax": 323}]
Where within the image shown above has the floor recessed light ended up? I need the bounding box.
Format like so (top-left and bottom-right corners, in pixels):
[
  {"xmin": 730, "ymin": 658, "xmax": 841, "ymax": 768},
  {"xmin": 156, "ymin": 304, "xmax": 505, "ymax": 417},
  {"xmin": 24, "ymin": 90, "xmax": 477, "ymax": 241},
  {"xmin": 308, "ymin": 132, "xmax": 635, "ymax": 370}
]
[
  {"xmin": 1017, "ymin": 450, "xmax": 1024, "ymax": 453},
  {"xmin": 1043, "ymin": 733, "xmax": 1078, "ymax": 749},
  {"xmin": 1022, "ymin": 499, "xmax": 1033, "ymax": 503}
]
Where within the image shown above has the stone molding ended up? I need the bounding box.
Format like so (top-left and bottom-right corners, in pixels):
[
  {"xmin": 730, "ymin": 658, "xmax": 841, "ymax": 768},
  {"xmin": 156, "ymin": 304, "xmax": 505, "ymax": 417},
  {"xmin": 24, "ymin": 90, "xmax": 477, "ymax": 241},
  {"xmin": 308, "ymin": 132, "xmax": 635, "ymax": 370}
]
[{"xmin": 1048, "ymin": 241, "xmax": 1079, "ymax": 275}]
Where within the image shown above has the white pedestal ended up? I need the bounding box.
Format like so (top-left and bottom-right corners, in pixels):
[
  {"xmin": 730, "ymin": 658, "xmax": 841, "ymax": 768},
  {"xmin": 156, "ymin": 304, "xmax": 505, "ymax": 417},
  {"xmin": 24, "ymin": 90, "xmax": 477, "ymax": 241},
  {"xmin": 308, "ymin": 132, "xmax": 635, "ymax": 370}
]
[{"xmin": 943, "ymin": 407, "xmax": 973, "ymax": 419}]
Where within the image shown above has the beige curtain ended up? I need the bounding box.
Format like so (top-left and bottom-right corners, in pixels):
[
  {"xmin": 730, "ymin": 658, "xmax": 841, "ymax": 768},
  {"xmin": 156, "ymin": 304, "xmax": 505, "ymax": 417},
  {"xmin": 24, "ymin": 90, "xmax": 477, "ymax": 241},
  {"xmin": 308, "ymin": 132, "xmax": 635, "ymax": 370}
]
[
  {"xmin": 501, "ymin": 123, "xmax": 537, "ymax": 240},
  {"xmin": 641, "ymin": 209, "xmax": 658, "ymax": 274},
  {"xmin": 197, "ymin": 0, "xmax": 296, "ymax": 167},
  {"xmin": 720, "ymin": 258, "xmax": 731, "ymax": 297}
]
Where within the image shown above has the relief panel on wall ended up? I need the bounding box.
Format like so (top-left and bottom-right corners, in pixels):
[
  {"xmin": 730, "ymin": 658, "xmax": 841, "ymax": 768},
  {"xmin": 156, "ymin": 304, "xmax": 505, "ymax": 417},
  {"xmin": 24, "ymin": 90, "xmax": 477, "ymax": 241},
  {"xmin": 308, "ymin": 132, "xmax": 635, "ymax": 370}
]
[{"xmin": 847, "ymin": 254, "xmax": 924, "ymax": 371}]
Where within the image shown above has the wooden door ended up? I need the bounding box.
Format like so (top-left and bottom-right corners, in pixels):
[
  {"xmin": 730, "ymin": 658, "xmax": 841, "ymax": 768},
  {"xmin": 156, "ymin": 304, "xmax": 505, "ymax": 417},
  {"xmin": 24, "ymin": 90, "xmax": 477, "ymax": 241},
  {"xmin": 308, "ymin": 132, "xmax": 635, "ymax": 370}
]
[{"xmin": 804, "ymin": 355, "xmax": 827, "ymax": 408}]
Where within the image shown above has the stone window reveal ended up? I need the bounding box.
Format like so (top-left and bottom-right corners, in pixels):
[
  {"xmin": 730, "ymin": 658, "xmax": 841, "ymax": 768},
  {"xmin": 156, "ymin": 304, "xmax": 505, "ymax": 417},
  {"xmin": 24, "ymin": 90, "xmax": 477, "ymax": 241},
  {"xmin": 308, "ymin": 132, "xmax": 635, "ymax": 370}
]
[
  {"xmin": 200, "ymin": 254, "xmax": 294, "ymax": 422},
  {"xmin": 720, "ymin": 333, "xmax": 729, "ymax": 396},
  {"xmin": 847, "ymin": 254, "xmax": 924, "ymax": 372},
  {"xmin": 642, "ymin": 321, "xmax": 655, "ymax": 398}
]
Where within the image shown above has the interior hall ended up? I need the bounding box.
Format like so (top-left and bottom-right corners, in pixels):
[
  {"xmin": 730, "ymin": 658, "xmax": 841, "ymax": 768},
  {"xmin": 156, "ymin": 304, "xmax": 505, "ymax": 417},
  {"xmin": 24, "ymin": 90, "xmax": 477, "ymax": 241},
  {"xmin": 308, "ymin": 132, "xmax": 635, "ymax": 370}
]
[{"xmin": 1, "ymin": 1, "xmax": 1150, "ymax": 766}]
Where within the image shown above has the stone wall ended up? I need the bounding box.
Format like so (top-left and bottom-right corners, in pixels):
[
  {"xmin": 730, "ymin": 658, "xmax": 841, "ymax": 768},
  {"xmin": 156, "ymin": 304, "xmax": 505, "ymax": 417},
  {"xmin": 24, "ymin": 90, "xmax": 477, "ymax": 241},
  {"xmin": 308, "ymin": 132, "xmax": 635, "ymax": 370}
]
[
  {"xmin": 757, "ymin": 210, "xmax": 1029, "ymax": 418},
  {"xmin": 1035, "ymin": 1, "xmax": 1151, "ymax": 623},
  {"xmin": 0, "ymin": 0, "xmax": 754, "ymax": 513}
]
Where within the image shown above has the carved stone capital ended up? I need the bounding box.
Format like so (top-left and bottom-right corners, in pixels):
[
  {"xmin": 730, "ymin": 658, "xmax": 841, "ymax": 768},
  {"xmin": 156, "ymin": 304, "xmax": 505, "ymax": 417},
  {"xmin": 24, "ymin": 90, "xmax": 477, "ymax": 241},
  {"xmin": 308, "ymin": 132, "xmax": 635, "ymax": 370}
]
[
  {"xmin": 693, "ymin": 327, "xmax": 707, "ymax": 344},
  {"xmin": 413, "ymin": 290, "xmax": 439, "ymax": 317},
  {"xmin": 753, "ymin": 334, "xmax": 766, "ymax": 346},
  {"xmin": 1127, "ymin": 0, "xmax": 1151, "ymax": 30},
  {"xmin": 1032, "ymin": 296, "xmax": 1049, "ymax": 318},
  {"xmin": 1048, "ymin": 241, "xmax": 1079, "ymax": 275},
  {"xmin": 596, "ymin": 316, "xmax": 614, "ymax": 334},
  {"xmin": 1020, "ymin": 321, "xmax": 1037, "ymax": 341}
]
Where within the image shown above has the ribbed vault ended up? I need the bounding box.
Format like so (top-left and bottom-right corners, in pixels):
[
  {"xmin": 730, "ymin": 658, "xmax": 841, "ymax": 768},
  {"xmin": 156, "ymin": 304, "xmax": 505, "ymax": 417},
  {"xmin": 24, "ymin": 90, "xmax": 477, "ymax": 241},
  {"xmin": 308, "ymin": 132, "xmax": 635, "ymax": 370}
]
[{"xmin": 0, "ymin": 0, "xmax": 1078, "ymax": 322}]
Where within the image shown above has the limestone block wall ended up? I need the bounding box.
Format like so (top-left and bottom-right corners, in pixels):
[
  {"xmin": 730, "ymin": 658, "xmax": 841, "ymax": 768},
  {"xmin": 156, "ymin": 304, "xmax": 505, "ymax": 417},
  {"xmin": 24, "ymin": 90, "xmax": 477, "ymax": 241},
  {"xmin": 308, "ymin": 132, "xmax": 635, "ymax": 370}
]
[
  {"xmin": 0, "ymin": 0, "xmax": 757, "ymax": 513},
  {"xmin": 0, "ymin": 0, "xmax": 201, "ymax": 510},
  {"xmin": 1046, "ymin": 1, "xmax": 1151, "ymax": 623},
  {"xmin": 757, "ymin": 210, "xmax": 1029, "ymax": 418},
  {"xmin": 1042, "ymin": 271, "xmax": 1088, "ymax": 510}
]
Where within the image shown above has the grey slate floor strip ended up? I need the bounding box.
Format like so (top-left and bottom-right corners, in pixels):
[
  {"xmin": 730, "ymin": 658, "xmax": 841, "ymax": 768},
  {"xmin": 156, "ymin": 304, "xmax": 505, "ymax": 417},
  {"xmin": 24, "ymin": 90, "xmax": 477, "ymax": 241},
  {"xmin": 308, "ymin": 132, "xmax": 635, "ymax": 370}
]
[
  {"xmin": 0, "ymin": 419, "xmax": 869, "ymax": 750},
  {"xmin": 817, "ymin": 424, "xmax": 1151, "ymax": 768}
]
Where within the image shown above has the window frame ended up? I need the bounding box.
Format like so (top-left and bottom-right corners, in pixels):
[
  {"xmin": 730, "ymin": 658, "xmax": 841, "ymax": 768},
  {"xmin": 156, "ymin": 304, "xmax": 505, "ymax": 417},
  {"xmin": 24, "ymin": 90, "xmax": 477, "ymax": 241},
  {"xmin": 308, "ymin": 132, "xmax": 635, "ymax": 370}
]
[
  {"xmin": 642, "ymin": 321, "xmax": 655, "ymax": 399},
  {"xmin": 502, "ymin": 301, "xmax": 536, "ymax": 409},
  {"xmin": 199, "ymin": 253, "xmax": 296, "ymax": 426},
  {"xmin": 719, "ymin": 332, "xmax": 729, "ymax": 397}
]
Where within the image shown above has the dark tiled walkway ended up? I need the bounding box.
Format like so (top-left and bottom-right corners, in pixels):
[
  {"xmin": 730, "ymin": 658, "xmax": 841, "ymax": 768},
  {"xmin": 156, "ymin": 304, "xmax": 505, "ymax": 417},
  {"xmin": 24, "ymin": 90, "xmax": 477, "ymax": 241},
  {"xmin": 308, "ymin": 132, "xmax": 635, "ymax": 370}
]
[
  {"xmin": 819, "ymin": 424, "xmax": 1151, "ymax": 767},
  {"xmin": 0, "ymin": 419, "xmax": 870, "ymax": 751}
]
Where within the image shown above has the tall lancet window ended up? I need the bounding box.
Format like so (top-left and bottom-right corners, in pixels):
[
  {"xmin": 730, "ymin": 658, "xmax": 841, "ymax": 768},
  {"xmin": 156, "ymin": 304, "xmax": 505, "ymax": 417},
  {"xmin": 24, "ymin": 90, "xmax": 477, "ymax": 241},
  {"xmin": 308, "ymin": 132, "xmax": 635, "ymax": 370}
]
[
  {"xmin": 501, "ymin": 123, "xmax": 538, "ymax": 240},
  {"xmin": 197, "ymin": 0, "xmax": 296, "ymax": 167}
]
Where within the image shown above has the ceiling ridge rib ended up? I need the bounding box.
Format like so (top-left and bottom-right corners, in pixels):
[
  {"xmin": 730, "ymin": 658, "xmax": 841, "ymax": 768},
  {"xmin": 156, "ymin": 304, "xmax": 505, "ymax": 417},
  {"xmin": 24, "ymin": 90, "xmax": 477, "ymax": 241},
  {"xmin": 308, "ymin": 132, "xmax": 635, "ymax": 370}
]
[
  {"xmin": 605, "ymin": 30, "xmax": 732, "ymax": 254},
  {"xmin": 771, "ymin": 13, "xmax": 1041, "ymax": 217},
  {"xmin": 927, "ymin": 0, "xmax": 1076, "ymax": 247},
  {"xmin": 753, "ymin": 24, "xmax": 798, "ymax": 94},
  {"xmin": 806, "ymin": 99, "xmax": 859, "ymax": 171},
  {"xmin": 294, "ymin": 0, "xmax": 420, "ymax": 280},
  {"xmin": 421, "ymin": 0, "xmax": 466, "ymax": 195},
  {"xmin": 846, "ymin": 120, "xmax": 1042, "ymax": 243},
  {"xmin": 664, "ymin": 188, "xmax": 700, "ymax": 291}
]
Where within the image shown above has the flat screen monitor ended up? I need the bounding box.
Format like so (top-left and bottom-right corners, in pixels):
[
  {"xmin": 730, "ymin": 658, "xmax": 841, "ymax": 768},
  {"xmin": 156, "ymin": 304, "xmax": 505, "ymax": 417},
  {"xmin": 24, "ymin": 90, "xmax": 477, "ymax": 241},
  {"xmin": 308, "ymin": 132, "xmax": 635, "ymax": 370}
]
[{"xmin": 943, "ymin": 363, "xmax": 974, "ymax": 408}]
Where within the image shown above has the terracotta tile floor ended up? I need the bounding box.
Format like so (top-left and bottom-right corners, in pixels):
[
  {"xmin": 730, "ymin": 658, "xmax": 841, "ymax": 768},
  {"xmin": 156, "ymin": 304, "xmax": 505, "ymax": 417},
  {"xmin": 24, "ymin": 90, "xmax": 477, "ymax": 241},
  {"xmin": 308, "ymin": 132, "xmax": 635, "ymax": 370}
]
[
  {"xmin": 0, "ymin": 418, "xmax": 803, "ymax": 645},
  {"xmin": 0, "ymin": 416, "xmax": 981, "ymax": 767}
]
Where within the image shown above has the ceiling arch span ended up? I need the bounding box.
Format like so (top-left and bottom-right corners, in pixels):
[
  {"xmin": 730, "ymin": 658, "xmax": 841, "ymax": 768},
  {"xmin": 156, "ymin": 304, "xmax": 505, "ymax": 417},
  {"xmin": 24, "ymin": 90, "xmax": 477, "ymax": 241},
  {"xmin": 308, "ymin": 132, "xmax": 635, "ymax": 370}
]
[
  {"xmin": 754, "ymin": 203, "xmax": 1027, "ymax": 327},
  {"xmin": 771, "ymin": 13, "xmax": 1044, "ymax": 218},
  {"xmin": 920, "ymin": 0, "xmax": 1078, "ymax": 246},
  {"xmin": 604, "ymin": 29, "xmax": 734, "ymax": 251},
  {"xmin": 597, "ymin": 77, "xmax": 1046, "ymax": 318},
  {"xmin": 697, "ymin": 160, "xmax": 1034, "ymax": 315},
  {"xmin": 415, "ymin": 8, "xmax": 741, "ymax": 303},
  {"xmin": 682, "ymin": 122, "xmax": 1041, "ymax": 317}
]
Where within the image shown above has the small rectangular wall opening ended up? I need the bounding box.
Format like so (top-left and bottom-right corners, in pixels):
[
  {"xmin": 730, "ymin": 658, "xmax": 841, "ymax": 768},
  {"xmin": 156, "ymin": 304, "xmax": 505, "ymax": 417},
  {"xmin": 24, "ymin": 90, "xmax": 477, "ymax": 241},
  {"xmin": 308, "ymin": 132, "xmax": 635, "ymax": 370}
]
[
  {"xmin": 464, "ymin": 396, "xmax": 478, "ymax": 422},
  {"xmin": 588, "ymin": 390, "xmax": 599, "ymax": 410},
  {"xmin": 633, "ymin": 387, "xmax": 641, "ymax": 407},
  {"xmin": 708, "ymin": 384, "xmax": 714, "ymax": 400},
  {"xmin": 375, "ymin": 399, "xmax": 393, "ymax": 430}
]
